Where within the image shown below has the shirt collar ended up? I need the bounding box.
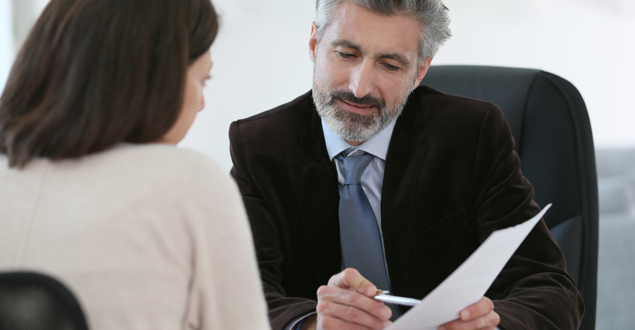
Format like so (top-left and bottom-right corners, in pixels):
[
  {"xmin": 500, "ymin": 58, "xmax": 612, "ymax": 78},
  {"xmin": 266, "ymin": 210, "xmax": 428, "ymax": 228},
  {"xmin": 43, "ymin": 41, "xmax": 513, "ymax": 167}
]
[{"xmin": 322, "ymin": 117, "xmax": 397, "ymax": 161}]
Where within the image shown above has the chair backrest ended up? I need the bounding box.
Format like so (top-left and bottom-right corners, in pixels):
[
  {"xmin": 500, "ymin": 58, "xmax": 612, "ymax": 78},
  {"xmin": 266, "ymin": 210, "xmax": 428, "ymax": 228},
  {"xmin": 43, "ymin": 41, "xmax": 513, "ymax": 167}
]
[
  {"xmin": 421, "ymin": 65, "xmax": 598, "ymax": 330},
  {"xmin": 0, "ymin": 271, "xmax": 89, "ymax": 330}
]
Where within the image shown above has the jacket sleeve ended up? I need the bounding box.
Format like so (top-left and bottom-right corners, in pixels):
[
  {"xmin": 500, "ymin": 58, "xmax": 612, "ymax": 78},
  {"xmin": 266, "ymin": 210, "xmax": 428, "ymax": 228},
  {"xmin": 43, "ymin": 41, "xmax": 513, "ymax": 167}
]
[
  {"xmin": 472, "ymin": 105, "xmax": 585, "ymax": 330},
  {"xmin": 229, "ymin": 121, "xmax": 318, "ymax": 330}
]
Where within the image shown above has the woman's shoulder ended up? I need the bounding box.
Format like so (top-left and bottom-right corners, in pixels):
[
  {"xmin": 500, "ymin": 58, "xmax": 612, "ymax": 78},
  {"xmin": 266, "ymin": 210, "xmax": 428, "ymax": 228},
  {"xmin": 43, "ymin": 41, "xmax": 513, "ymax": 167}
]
[
  {"xmin": 110, "ymin": 143, "xmax": 218, "ymax": 169},
  {"xmin": 67, "ymin": 144, "xmax": 233, "ymax": 197},
  {"xmin": 97, "ymin": 143, "xmax": 220, "ymax": 173}
]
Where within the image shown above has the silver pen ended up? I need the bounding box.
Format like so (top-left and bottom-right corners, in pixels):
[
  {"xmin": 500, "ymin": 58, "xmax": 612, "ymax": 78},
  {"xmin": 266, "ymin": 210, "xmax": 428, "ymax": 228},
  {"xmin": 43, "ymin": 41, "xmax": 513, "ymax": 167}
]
[{"xmin": 374, "ymin": 290, "xmax": 421, "ymax": 306}]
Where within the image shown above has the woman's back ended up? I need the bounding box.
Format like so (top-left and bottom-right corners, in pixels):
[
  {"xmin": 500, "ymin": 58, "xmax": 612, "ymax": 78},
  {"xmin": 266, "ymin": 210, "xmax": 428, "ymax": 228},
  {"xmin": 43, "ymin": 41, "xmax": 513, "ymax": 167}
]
[{"xmin": 0, "ymin": 144, "xmax": 270, "ymax": 330}]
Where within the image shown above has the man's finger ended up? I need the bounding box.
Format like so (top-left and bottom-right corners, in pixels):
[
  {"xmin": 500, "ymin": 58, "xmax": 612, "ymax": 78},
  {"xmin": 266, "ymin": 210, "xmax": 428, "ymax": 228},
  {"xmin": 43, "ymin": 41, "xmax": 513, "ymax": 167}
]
[
  {"xmin": 316, "ymin": 299, "xmax": 392, "ymax": 330},
  {"xmin": 459, "ymin": 297, "xmax": 495, "ymax": 321},
  {"xmin": 317, "ymin": 285, "xmax": 392, "ymax": 321},
  {"xmin": 328, "ymin": 268, "xmax": 377, "ymax": 297}
]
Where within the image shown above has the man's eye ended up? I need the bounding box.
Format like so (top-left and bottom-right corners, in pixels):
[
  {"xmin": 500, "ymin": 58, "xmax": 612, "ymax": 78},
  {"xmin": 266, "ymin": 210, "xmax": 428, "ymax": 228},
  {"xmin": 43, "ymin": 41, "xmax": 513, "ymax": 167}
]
[
  {"xmin": 383, "ymin": 63, "xmax": 400, "ymax": 71},
  {"xmin": 337, "ymin": 51, "xmax": 356, "ymax": 59}
]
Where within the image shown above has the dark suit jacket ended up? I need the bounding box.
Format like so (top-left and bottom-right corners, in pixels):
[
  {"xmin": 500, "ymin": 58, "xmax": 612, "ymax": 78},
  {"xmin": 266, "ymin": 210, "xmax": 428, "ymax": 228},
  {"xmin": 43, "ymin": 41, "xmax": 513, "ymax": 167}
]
[{"xmin": 229, "ymin": 86, "xmax": 584, "ymax": 330}]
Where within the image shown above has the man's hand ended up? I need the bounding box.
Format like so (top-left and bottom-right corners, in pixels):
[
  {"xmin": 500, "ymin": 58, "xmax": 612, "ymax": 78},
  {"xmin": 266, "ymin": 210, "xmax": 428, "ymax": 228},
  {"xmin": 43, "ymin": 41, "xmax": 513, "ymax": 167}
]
[
  {"xmin": 306, "ymin": 268, "xmax": 393, "ymax": 330},
  {"xmin": 439, "ymin": 297, "xmax": 500, "ymax": 330}
]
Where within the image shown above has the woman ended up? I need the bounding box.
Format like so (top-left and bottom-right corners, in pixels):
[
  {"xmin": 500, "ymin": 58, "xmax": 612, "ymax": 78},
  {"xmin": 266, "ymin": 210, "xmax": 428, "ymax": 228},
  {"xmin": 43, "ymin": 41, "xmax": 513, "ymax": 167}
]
[{"xmin": 0, "ymin": 0, "xmax": 270, "ymax": 329}]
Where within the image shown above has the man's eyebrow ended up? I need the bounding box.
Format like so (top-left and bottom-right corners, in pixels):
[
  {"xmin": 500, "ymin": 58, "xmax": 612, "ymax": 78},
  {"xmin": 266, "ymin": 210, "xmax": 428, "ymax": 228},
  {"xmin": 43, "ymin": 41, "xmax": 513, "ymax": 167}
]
[
  {"xmin": 331, "ymin": 39, "xmax": 362, "ymax": 53},
  {"xmin": 377, "ymin": 53, "xmax": 411, "ymax": 67},
  {"xmin": 331, "ymin": 39, "xmax": 411, "ymax": 67}
]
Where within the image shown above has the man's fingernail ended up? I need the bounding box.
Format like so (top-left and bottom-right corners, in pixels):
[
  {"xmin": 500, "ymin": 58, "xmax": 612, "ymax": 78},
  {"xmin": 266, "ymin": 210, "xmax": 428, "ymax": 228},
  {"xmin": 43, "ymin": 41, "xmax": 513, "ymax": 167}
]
[
  {"xmin": 365, "ymin": 286, "xmax": 376, "ymax": 296},
  {"xmin": 461, "ymin": 310, "xmax": 471, "ymax": 320},
  {"xmin": 381, "ymin": 307, "xmax": 392, "ymax": 318},
  {"xmin": 383, "ymin": 321, "xmax": 393, "ymax": 328}
]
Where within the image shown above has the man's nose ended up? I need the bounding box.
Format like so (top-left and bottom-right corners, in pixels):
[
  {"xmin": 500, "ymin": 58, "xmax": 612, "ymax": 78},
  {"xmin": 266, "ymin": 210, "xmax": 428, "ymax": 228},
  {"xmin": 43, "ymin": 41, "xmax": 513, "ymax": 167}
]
[{"xmin": 349, "ymin": 61, "xmax": 377, "ymax": 99}]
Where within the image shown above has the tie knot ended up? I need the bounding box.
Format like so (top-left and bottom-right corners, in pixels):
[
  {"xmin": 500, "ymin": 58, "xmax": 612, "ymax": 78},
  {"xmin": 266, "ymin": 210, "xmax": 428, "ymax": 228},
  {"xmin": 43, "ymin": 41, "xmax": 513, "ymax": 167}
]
[{"xmin": 340, "ymin": 153, "xmax": 374, "ymax": 184}]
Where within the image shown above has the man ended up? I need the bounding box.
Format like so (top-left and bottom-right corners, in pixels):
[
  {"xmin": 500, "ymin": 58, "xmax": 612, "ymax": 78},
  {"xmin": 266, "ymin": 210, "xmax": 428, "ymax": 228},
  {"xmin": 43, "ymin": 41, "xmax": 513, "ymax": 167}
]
[{"xmin": 229, "ymin": 1, "xmax": 584, "ymax": 330}]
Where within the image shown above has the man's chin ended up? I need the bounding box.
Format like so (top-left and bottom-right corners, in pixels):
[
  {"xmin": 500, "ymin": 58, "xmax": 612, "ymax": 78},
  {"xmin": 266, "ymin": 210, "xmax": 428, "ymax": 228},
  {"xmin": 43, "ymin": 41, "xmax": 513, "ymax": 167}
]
[
  {"xmin": 318, "ymin": 105, "xmax": 384, "ymax": 142},
  {"xmin": 328, "ymin": 120, "xmax": 380, "ymax": 143}
]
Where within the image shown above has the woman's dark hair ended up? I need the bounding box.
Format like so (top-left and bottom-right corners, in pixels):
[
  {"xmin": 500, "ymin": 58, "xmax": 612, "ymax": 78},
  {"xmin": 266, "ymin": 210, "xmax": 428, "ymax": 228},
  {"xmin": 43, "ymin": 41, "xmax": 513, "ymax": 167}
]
[{"xmin": 0, "ymin": 0, "xmax": 218, "ymax": 167}]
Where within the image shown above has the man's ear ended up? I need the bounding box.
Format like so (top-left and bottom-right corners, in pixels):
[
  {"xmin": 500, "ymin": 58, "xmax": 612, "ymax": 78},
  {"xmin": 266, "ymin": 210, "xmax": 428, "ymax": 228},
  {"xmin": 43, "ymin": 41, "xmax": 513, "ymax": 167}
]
[
  {"xmin": 411, "ymin": 57, "xmax": 433, "ymax": 91},
  {"xmin": 309, "ymin": 22, "xmax": 318, "ymax": 63}
]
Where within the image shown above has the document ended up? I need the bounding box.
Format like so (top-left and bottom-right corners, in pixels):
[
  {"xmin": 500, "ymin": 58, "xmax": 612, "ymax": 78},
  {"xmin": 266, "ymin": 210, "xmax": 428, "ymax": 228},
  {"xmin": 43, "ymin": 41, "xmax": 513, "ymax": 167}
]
[{"xmin": 387, "ymin": 204, "xmax": 552, "ymax": 330}]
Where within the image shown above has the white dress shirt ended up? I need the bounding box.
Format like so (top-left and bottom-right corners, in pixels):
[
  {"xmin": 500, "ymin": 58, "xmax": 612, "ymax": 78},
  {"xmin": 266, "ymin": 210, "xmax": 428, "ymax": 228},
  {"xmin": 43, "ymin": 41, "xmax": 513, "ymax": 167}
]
[{"xmin": 321, "ymin": 118, "xmax": 397, "ymax": 229}]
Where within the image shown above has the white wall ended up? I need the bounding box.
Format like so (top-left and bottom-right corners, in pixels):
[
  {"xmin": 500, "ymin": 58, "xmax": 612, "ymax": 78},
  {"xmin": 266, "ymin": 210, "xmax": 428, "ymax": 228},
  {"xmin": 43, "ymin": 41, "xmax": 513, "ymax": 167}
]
[
  {"xmin": 0, "ymin": 0, "xmax": 13, "ymax": 93},
  {"xmin": 7, "ymin": 0, "xmax": 635, "ymax": 170}
]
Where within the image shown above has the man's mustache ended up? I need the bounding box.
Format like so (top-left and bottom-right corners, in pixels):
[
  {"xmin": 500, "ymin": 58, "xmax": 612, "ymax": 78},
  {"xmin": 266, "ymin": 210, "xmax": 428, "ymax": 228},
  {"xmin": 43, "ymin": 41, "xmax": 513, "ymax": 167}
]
[{"xmin": 329, "ymin": 91, "xmax": 385, "ymax": 111}]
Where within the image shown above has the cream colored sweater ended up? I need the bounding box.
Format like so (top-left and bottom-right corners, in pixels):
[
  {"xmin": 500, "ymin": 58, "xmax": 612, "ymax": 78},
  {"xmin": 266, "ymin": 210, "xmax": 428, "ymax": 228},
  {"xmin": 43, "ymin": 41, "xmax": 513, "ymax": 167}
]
[{"xmin": 0, "ymin": 144, "xmax": 271, "ymax": 330}]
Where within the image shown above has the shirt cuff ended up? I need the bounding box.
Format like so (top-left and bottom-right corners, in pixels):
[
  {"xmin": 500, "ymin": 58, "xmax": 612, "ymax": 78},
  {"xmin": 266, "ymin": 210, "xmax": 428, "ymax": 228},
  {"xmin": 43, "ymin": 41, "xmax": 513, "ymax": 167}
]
[{"xmin": 284, "ymin": 312, "xmax": 317, "ymax": 330}]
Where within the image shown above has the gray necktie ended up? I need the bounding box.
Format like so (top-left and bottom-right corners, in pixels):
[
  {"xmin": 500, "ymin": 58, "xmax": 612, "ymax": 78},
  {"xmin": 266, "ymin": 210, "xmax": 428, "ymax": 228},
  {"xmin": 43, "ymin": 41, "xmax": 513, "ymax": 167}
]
[{"xmin": 338, "ymin": 151, "xmax": 400, "ymax": 320}]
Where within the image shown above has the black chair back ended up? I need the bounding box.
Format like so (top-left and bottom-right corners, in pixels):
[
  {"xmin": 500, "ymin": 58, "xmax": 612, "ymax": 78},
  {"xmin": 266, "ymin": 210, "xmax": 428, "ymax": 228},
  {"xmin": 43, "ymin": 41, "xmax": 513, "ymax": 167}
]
[
  {"xmin": 0, "ymin": 272, "xmax": 89, "ymax": 330},
  {"xmin": 421, "ymin": 65, "xmax": 598, "ymax": 330}
]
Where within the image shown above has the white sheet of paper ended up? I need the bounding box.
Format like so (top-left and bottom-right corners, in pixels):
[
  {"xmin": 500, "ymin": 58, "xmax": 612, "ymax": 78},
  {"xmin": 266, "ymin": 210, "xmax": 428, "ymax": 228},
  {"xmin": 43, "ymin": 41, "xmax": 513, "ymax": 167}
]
[{"xmin": 387, "ymin": 204, "xmax": 552, "ymax": 330}]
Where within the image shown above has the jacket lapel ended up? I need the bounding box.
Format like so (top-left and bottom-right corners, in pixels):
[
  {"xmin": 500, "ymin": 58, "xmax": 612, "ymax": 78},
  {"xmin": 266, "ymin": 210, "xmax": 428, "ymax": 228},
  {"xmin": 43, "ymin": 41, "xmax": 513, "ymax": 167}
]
[
  {"xmin": 381, "ymin": 94, "xmax": 427, "ymax": 299},
  {"xmin": 289, "ymin": 109, "xmax": 342, "ymax": 288}
]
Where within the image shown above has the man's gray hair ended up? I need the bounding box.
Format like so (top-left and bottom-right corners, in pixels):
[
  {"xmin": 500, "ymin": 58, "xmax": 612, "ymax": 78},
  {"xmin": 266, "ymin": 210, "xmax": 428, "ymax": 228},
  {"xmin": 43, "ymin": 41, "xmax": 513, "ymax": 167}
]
[{"xmin": 315, "ymin": 0, "xmax": 451, "ymax": 64}]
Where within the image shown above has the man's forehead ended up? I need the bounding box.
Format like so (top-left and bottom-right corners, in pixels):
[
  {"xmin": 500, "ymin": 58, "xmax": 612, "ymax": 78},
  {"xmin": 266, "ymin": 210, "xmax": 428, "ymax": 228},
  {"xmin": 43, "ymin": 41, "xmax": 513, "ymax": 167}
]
[{"xmin": 325, "ymin": 3, "xmax": 421, "ymax": 59}]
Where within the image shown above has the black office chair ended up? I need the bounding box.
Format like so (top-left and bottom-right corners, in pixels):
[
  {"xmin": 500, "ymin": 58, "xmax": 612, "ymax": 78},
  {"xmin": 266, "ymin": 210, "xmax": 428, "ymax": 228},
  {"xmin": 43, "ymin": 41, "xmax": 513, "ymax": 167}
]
[
  {"xmin": 421, "ymin": 65, "xmax": 598, "ymax": 330},
  {"xmin": 0, "ymin": 271, "xmax": 89, "ymax": 330}
]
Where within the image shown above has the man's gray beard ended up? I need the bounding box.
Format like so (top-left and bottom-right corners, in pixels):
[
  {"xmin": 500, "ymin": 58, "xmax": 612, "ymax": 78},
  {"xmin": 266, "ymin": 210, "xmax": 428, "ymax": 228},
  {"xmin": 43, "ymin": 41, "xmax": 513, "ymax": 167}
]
[{"xmin": 313, "ymin": 82, "xmax": 411, "ymax": 143}]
